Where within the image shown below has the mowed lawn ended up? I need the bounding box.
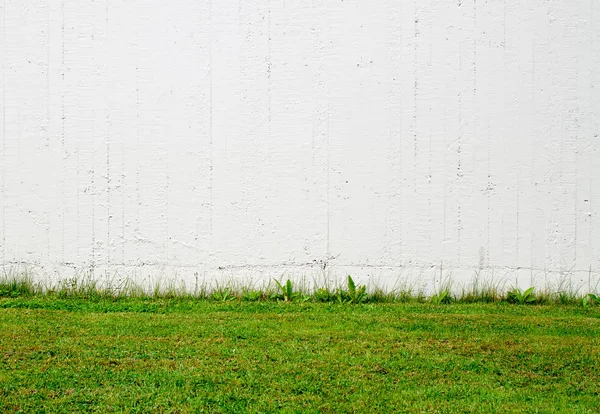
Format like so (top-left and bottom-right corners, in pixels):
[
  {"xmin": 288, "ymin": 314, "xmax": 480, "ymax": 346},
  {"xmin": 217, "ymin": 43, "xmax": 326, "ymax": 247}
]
[{"xmin": 1, "ymin": 299, "xmax": 599, "ymax": 413}]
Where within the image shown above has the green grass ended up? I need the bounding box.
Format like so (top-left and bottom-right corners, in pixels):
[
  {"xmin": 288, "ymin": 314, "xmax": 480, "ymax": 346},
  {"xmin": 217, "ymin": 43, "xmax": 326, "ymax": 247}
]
[
  {"xmin": 2, "ymin": 273, "xmax": 598, "ymax": 306},
  {"xmin": 1, "ymin": 296, "xmax": 599, "ymax": 413}
]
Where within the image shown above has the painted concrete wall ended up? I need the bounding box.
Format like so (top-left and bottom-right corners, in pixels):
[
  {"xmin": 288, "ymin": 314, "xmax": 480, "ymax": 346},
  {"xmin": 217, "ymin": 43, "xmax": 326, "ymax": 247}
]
[{"xmin": 1, "ymin": 1, "xmax": 599, "ymax": 292}]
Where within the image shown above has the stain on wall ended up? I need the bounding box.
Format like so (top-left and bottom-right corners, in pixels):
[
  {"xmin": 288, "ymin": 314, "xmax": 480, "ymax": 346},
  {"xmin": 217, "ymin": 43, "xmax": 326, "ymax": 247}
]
[{"xmin": 0, "ymin": 1, "xmax": 598, "ymax": 291}]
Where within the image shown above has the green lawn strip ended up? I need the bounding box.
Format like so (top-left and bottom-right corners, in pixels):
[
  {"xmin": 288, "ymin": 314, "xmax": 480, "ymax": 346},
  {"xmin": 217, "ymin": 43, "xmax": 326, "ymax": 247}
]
[{"xmin": 1, "ymin": 301, "xmax": 599, "ymax": 413}]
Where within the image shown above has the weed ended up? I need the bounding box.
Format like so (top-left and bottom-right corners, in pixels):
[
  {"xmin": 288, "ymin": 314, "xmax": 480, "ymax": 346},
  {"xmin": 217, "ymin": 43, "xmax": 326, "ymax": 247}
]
[
  {"xmin": 2, "ymin": 270, "xmax": 600, "ymax": 307},
  {"xmin": 346, "ymin": 275, "xmax": 368, "ymax": 304},
  {"xmin": 535, "ymin": 288, "xmax": 553, "ymax": 306},
  {"xmin": 333, "ymin": 276, "xmax": 368, "ymax": 304},
  {"xmin": 396, "ymin": 289, "xmax": 417, "ymax": 303},
  {"xmin": 273, "ymin": 279, "xmax": 299, "ymax": 302},
  {"xmin": 369, "ymin": 288, "xmax": 397, "ymax": 303},
  {"xmin": 299, "ymin": 292, "xmax": 312, "ymax": 302},
  {"xmin": 241, "ymin": 289, "xmax": 262, "ymax": 302},
  {"xmin": 582, "ymin": 295, "xmax": 590, "ymax": 309},
  {"xmin": 336, "ymin": 288, "xmax": 346, "ymax": 304},
  {"xmin": 507, "ymin": 287, "xmax": 537, "ymax": 305},
  {"xmin": 552, "ymin": 278, "xmax": 583, "ymax": 306},
  {"xmin": 211, "ymin": 287, "xmax": 235, "ymax": 302},
  {"xmin": 56, "ymin": 277, "xmax": 106, "ymax": 299},
  {"xmin": 459, "ymin": 275, "xmax": 504, "ymax": 303},
  {"xmin": 557, "ymin": 290, "xmax": 580, "ymax": 306},
  {"xmin": 313, "ymin": 288, "xmax": 334, "ymax": 303},
  {"xmin": 430, "ymin": 289, "xmax": 452, "ymax": 305},
  {"xmin": 0, "ymin": 274, "xmax": 36, "ymax": 298},
  {"xmin": 588, "ymin": 293, "xmax": 600, "ymax": 306}
]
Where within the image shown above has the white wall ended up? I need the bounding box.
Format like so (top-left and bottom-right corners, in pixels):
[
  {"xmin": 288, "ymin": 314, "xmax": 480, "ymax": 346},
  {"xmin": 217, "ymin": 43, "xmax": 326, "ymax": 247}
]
[{"xmin": 1, "ymin": 1, "xmax": 599, "ymax": 292}]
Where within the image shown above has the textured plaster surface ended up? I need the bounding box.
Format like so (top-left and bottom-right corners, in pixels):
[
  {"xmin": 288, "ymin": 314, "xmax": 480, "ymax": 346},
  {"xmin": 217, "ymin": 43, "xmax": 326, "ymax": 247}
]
[{"xmin": 0, "ymin": 1, "xmax": 599, "ymax": 292}]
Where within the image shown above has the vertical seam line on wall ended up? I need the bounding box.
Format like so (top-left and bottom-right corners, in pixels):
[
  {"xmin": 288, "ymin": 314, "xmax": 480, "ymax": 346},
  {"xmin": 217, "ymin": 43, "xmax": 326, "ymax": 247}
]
[
  {"xmin": 61, "ymin": 0, "xmax": 66, "ymax": 264},
  {"xmin": 135, "ymin": 67, "xmax": 140, "ymax": 263},
  {"xmin": 441, "ymin": 101, "xmax": 446, "ymax": 284},
  {"xmin": 457, "ymin": 40, "xmax": 462, "ymax": 260},
  {"xmin": 486, "ymin": 39, "xmax": 491, "ymax": 267},
  {"xmin": 428, "ymin": 39, "xmax": 432, "ymax": 260},
  {"xmin": 326, "ymin": 5, "xmax": 331, "ymax": 262},
  {"xmin": 46, "ymin": 0, "xmax": 51, "ymax": 261},
  {"xmin": 106, "ymin": 0, "xmax": 111, "ymax": 268},
  {"xmin": 209, "ymin": 0, "xmax": 213, "ymax": 253},
  {"xmin": 413, "ymin": 0, "xmax": 418, "ymax": 196},
  {"xmin": 120, "ymin": 34, "xmax": 125, "ymax": 267},
  {"xmin": 590, "ymin": 0, "xmax": 594, "ymax": 288},
  {"xmin": 573, "ymin": 6, "xmax": 580, "ymax": 272},
  {"xmin": 501, "ymin": 0, "xmax": 506, "ymax": 266},
  {"xmin": 473, "ymin": 0, "xmax": 477, "ymax": 269},
  {"xmin": 530, "ymin": 43, "xmax": 535, "ymax": 281},
  {"xmin": 326, "ymin": 106, "xmax": 330, "ymax": 260},
  {"xmin": 457, "ymin": 4, "xmax": 463, "ymax": 263},
  {"xmin": 268, "ymin": 0, "xmax": 271, "ymax": 138},
  {"xmin": 486, "ymin": 7, "xmax": 491, "ymax": 267},
  {"xmin": 514, "ymin": 11, "xmax": 520, "ymax": 269},
  {"xmin": 1, "ymin": 0, "xmax": 5, "ymax": 262}
]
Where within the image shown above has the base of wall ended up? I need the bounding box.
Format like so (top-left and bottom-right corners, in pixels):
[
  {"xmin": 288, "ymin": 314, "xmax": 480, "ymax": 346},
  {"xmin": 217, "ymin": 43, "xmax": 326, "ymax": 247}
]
[{"xmin": 2, "ymin": 261, "xmax": 599, "ymax": 296}]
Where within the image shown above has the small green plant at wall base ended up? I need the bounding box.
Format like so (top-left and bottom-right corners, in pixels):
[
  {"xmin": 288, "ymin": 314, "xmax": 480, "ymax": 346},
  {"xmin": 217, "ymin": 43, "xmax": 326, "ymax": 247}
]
[
  {"xmin": 0, "ymin": 276, "xmax": 35, "ymax": 298},
  {"xmin": 242, "ymin": 289, "xmax": 262, "ymax": 302},
  {"xmin": 314, "ymin": 288, "xmax": 333, "ymax": 303},
  {"xmin": 273, "ymin": 279, "xmax": 299, "ymax": 302},
  {"xmin": 211, "ymin": 287, "xmax": 235, "ymax": 302},
  {"xmin": 430, "ymin": 290, "xmax": 451, "ymax": 305},
  {"xmin": 299, "ymin": 292, "xmax": 312, "ymax": 302},
  {"xmin": 582, "ymin": 295, "xmax": 590, "ymax": 309},
  {"xmin": 507, "ymin": 287, "xmax": 537, "ymax": 305},
  {"xmin": 336, "ymin": 288, "xmax": 346, "ymax": 304},
  {"xmin": 346, "ymin": 275, "xmax": 368, "ymax": 304},
  {"xmin": 4, "ymin": 271, "xmax": 600, "ymax": 306}
]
